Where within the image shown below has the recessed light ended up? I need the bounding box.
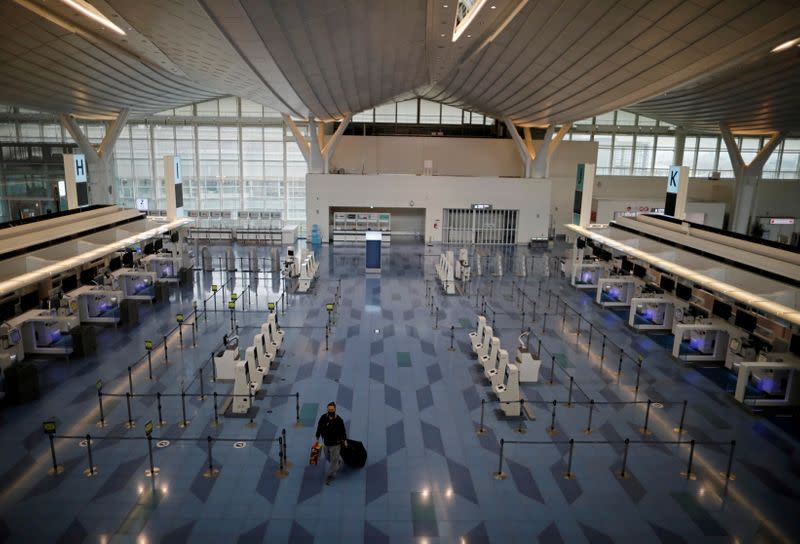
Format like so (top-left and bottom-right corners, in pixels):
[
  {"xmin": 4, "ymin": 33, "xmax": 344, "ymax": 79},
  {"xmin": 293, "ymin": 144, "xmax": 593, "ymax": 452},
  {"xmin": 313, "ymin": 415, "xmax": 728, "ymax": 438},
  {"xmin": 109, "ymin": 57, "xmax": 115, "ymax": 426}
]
[
  {"xmin": 771, "ymin": 37, "xmax": 800, "ymax": 52},
  {"xmin": 467, "ymin": 34, "xmax": 471, "ymax": 37},
  {"xmin": 443, "ymin": 3, "xmax": 448, "ymax": 7},
  {"xmin": 441, "ymin": 33, "xmax": 445, "ymax": 37},
  {"xmin": 490, "ymin": 4, "xmax": 496, "ymax": 8}
]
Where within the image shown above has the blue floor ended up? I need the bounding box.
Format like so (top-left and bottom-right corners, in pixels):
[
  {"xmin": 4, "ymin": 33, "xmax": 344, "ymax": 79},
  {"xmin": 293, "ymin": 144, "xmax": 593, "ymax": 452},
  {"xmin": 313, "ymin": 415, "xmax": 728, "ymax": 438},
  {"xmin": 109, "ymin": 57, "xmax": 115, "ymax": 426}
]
[{"xmin": 0, "ymin": 241, "xmax": 799, "ymax": 543}]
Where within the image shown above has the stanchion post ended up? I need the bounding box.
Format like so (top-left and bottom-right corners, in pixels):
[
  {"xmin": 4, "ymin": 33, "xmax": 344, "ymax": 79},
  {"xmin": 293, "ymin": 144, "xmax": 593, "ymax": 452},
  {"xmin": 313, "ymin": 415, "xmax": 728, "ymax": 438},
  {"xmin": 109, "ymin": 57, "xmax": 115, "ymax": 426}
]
[
  {"xmin": 295, "ymin": 392, "xmax": 302, "ymax": 427},
  {"xmin": 542, "ymin": 312, "xmax": 547, "ymax": 334},
  {"xmin": 567, "ymin": 376, "xmax": 574, "ymax": 407},
  {"xmin": 722, "ymin": 440, "xmax": 737, "ymax": 481},
  {"xmin": 181, "ymin": 391, "xmax": 188, "ymax": 427},
  {"xmin": 125, "ymin": 392, "xmax": 134, "ymax": 429},
  {"xmin": 199, "ymin": 368, "xmax": 205, "ymax": 400},
  {"xmin": 282, "ymin": 428, "xmax": 288, "ymax": 469},
  {"xmin": 635, "ymin": 360, "xmax": 643, "ymax": 393},
  {"xmin": 674, "ymin": 400, "xmax": 687, "ymax": 438},
  {"xmin": 587, "ymin": 324, "xmax": 593, "ymax": 353},
  {"xmin": 449, "ymin": 325, "xmax": 455, "ymax": 351},
  {"xmin": 212, "ymin": 392, "xmax": 220, "ymax": 427},
  {"xmin": 204, "ymin": 436, "xmax": 219, "ymax": 478},
  {"xmin": 682, "ymin": 439, "xmax": 697, "ymax": 480},
  {"xmin": 128, "ymin": 366, "xmax": 133, "ymax": 396},
  {"xmin": 48, "ymin": 433, "xmax": 61, "ymax": 474},
  {"xmin": 549, "ymin": 355, "xmax": 556, "ymax": 384},
  {"xmin": 618, "ymin": 438, "xmax": 630, "ymax": 479},
  {"xmin": 147, "ymin": 351, "xmax": 153, "ymax": 380},
  {"xmin": 211, "ymin": 352, "xmax": 217, "ymax": 382},
  {"xmin": 97, "ymin": 390, "xmax": 105, "ymax": 427},
  {"xmin": 584, "ymin": 399, "xmax": 594, "ymax": 434},
  {"xmin": 494, "ymin": 438, "xmax": 506, "ymax": 480},
  {"xmin": 548, "ymin": 400, "xmax": 557, "ymax": 434},
  {"xmin": 146, "ymin": 433, "xmax": 156, "ymax": 492},
  {"xmin": 434, "ymin": 307, "xmax": 439, "ymax": 330},
  {"xmin": 247, "ymin": 391, "xmax": 255, "ymax": 427},
  {"xmin": 641, "ymin": 400, "xmax": 652, "ymax": 435},
  {"xmin": 157, "ymin": 392, "xmax": 164, "ymax": 427},
  {"xmin": 515, "ymin": 400, "xmax": 525, "ymax": 433},
  {"xmin": 84, "ymin": 433, "xmax": 96, "ymax": 477},
  {"xmin": 163, "ymin": 335, "xmax": 168, "ymax": 364},
  {"xmin": 563, "ymin": 439, "xmax": 575, "ymax": 479},
  {"xmin": 601, "ymin": 336, "xmax": 606, "ymax": 366},
  {"xmin": 477, "ymin": 398, "xmax": 486, "ymax": 435},
  {"xmin": 617, "ymin": 351, "xmax": 624, "ymax": 376}
]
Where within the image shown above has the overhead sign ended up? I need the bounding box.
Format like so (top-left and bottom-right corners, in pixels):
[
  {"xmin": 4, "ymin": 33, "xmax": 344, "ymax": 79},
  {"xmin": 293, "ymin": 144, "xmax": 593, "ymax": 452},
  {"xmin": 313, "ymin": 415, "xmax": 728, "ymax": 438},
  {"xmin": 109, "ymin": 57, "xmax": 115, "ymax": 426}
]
[
  {"xmin": 769, "ymin": 218, "xmax": 795, "ymax": 225},
  {"xmin": 136, "ymin": 198, "xmax": 149, "ymax": 212},
  {"xmin": 667, "ymin": 166, "xmax": 681, "ymax": 194},
  {"xmin": 471, "ymin": 204, "xmax": 493, "ymax": 210},
  {"xmin": 73, "ymin": 154, "xmax": 87, "ymax": 182}
]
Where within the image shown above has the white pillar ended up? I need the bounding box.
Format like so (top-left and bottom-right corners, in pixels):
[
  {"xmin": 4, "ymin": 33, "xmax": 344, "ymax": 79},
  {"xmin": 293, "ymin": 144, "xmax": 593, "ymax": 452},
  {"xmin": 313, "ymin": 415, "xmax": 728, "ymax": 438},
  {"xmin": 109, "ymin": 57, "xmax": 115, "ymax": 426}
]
[
  {"xmin": 665, "ymin": 165, "xmax": 690, "ymax": 220},
  {"xmin": 307, "ymin": 117, "xmax": 324, "ymax": 174},
  {"xmin": 164, "ymin": 155, "xmax": 184, "ymax": 221},
  {"xmin": 63, "ymin": 153, "xmax": 88, "ymax": 209},
  {"xmin": 573, "ymin": 163, "xmax": 596, "ymax": 227}
]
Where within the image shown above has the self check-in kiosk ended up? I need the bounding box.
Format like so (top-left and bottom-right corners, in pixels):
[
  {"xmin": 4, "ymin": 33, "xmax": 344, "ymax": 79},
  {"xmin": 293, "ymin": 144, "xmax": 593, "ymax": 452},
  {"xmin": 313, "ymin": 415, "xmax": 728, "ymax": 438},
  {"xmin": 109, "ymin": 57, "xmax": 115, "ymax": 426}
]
[
  {"xmin": 110, "ymin": 269, "xmax": 156, "ymax": 301},
  {"xmin": 629, "ymin": 297, "xmax": 675, "ymax": 331}
]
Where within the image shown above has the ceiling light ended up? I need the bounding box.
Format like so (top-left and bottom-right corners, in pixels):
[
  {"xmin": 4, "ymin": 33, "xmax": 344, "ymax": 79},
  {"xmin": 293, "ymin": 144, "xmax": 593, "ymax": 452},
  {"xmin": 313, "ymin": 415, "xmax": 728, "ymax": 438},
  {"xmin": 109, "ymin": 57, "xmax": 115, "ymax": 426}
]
[
  {"xmin": 491, "ymin": 4, "xmax": 496, "ymax": 8},
  {"xmin": 441, "ymin": 33, "xmax": 445, "ymax": 37},
  {"xmin": 771, "ymin": 37, "xmax": 800, "ymax": 52},
  {"xmin": 443, "ymin": 4, "xmax": 448, "ymax": 7},
  {"xmin": 58, "ymin": 0, "xmax": 126, "ymax": 35}
]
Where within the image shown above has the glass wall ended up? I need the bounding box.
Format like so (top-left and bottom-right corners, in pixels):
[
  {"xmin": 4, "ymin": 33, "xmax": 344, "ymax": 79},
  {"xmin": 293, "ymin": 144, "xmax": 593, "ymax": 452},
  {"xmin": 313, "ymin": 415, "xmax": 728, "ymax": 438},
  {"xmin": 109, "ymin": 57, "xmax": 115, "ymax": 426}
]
[
  {"xmin": 567, "ymin": 110, "xmax": 800, "ymax": 180},
  {"xmin": 353, "ymin": 98, "xmax": 495, "ymax": 125}
]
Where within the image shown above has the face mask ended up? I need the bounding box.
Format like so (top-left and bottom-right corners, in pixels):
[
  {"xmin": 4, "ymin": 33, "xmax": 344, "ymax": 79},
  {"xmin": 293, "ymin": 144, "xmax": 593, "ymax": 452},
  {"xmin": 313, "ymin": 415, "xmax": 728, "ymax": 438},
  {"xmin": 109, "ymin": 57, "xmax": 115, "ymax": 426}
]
[{"xmin": 328, "ymin": 412, "xmax": 335, "ymax": 418}]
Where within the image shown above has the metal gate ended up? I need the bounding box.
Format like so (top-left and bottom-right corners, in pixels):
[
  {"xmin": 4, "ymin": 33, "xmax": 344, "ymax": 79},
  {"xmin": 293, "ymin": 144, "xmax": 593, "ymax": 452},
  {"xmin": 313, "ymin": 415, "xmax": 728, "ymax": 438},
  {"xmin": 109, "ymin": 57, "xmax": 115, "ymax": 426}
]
[{"xmin": 442, "ymin": 208, "xmax": 518, "ymax": 245}]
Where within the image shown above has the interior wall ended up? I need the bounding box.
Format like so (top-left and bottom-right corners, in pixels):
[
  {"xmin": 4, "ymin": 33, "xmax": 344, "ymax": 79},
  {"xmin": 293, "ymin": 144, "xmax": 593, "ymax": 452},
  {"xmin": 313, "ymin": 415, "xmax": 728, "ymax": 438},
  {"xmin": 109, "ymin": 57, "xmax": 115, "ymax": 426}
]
[
  {"xmin": 308, "ymin": 174, "xmax": 552, "ymax": 243},
  {"xmin": 328, "ymin": 206, "xmax": 425, "ymax": 238}
]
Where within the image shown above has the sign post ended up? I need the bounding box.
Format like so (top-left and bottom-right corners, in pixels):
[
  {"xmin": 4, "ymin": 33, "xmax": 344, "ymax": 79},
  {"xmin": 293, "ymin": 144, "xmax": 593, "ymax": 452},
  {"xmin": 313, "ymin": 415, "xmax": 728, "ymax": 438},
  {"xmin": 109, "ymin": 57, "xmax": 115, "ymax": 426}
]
[{"xmin": 43, "ymin": 420, "xmax": 63, "ymax": 474}]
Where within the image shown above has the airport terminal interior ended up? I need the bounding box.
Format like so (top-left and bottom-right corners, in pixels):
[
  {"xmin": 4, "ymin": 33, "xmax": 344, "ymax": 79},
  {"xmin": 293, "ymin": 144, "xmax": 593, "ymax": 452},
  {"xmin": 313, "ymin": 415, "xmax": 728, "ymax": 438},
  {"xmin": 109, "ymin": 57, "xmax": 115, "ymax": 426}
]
[{"xmin": 1, "ymin": 1, "xmax": 800, "ymax": 543}]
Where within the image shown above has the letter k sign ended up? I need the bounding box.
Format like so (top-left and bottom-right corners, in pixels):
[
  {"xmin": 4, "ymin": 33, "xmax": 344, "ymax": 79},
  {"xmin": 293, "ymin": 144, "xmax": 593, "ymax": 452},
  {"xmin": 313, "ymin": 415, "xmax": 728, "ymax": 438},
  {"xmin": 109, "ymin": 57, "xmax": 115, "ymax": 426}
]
[{"xmin": 669, "ymin": 170, "xmax": 678, "ymax": 188}]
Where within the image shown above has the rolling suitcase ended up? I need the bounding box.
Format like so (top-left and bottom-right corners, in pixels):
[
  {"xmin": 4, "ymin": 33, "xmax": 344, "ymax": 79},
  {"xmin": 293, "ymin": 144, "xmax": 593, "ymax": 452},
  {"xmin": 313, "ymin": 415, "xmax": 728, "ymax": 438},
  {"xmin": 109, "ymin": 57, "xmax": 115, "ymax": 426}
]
[{"xmin": 341, "ymin": 439, "xmax": 367, "ymax": 468}]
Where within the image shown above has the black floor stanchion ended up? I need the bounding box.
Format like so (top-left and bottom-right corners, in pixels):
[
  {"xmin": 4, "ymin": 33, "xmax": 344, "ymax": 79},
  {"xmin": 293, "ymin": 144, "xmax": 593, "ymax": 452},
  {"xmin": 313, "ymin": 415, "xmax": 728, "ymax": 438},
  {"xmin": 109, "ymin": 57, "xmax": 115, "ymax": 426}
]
[
  {"xmin": 600, "ymin": 336, "xmax": 607, "ymax": 368},
  {"xmin": 125, "ymin": 392, "xmax": 135, "ymax": 429},
  {"xmin": 203, "ymin": 436, "xmax": 219, "ymax": 477},
  {"xmin": 682, "ymin": 439, "xmax": 697, "ymax": 480},
  {"xmin": 434, "ymin": 307, "xmax": 439, "ymax": 330},
  {"xmin": 674, "ymin": 400, "xmax": 688, "ymax": 438},
  {"xmin": 211, "ymin": 352, "xmax": 217, "ymax": 382},
  {"xmin": 47, "ymin": 433, "xmax": 63, "ymax": 475},
  {"xmin": 294, "ymin": 393, "xmax": 302, "ymax": 427},
  {"xmin": 477, "ymin": 398, "xmax": 486, "ymax": 435},
  {"xmin": 514, "ymin": 400, "xmax": 526, "ymax": 433},
  {"xmin": 84, "ymin": 434, "xmax": 96, "ymax": 477},
  {"xmin": 617, "ymin": 351, "xmax": 624, "ymax": 377},
  {"xmin": 157, "ymin": 392, "xmax": 165, "ymax": 427},
  {"xmin": 549, "ymin": 355, "xmax": 556, "ymax": 384},
  {"xmin": 542, "ymin": 312, "xmax": 547, "ymax": 334},
  {"xmin": 635, "ymin": 361, "xmax": 643, "ymax": 394},
  {"xmin": 147, "ymin": 351, "xmax": 153, "ymax": 380},
  {"xmin": 145, "ymin": 434, "xmax": 158, "ymax": 489},
  {"xmin": 722, "ymin": 440, "xmax": 737, "ymax": 481},
  {"xmin": 212, "ymin": 392, "xmax": 220, "ymax": 427},
  {"xmin": 97, "ymin": 390, "xmax": 106, "ymax": 427},
  {"xmin": 199, "ymin": 368, "xmax": 205, "ymax": 400},
  {"xmin": 584, "ymin": 399, "xmax": 595, "ymax": 434},
  {"xmin": 246, "ymin": 391, "xmax": 255, "ymax": 428},
  {"xmin": 128, "ymin": 366, "xmax": 133, "ymax": 396},
  {"xmin": 563, "ymin": 439, "xmax": 575, "ymax": 479},
  {"xmin": 449, "ymin": 326, "xmax": 455, "ymax": 351},
  {"xmin": 617, "ymin": 438, "xmax": 631, "ymax": 479},
  {"xmin": 567, "ymin": 376, "xmax": 574, "ymax": 407},
  {"xmin": 587, "ymin": 324, "xmax": 593, "ymax": 353},
  {"xmin": 641, "ymin": 400, "xmax": 652, "ymax": 435},
  {"xmin": 164, "ymin": 336, "xmax": 169, "ymax": 364},
  {"xmin": 282, "ymin": 428, "xmax": 291, "ymax": 469},
  {"xmin": 547, "ymin": 400, "xmax": 557, "ymax": 435},
  {"xmin": 494, "ymin": 438, "xmax": 506, "ymax": 480},
  {"xmin": 180, "ymin": 391, "xmax": 189, "ymax": 427}
]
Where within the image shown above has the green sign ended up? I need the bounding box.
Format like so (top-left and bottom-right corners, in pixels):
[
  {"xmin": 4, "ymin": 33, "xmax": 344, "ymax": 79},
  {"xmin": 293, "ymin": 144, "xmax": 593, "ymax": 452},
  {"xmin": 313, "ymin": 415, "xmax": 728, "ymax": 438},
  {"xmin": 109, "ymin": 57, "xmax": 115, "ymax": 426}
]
[
  {"xmin": 144, "ymin": 420, "xmax": 153, "ymax": 436},
  {"xmin": 192, "ymin": 300, "xmax": 197, "ymax": 309},
  {"xmin": 325, "ymin": 303, "xmax": 334, "ymax": 312},
  {"xmin": 230, "ymin": 293, "xmax": 238, "ymax": 301},
  {"xmin": 176, "ymin": 313, "xmax": 185, "ymax": 323},
  {"xmin": 145, "ymin": 340, "xmax": 153, "ymax": 350},
  {"xmin": 267, "ymin": 302, "xmax": 275, "ymax": 311},
  {"xmin": 227, "ymin": 301, "xmax": 236, "ymax": 310},
  {"xmin": 211, "ymin": 284, "xmax": 218, "ymax": 292},
  {"xmin": 43, "ymin": 420, "xmax": 56, "ymax": 434},
  {"xmin": 96, "ymin": 379, "xmax": 102, "ymax": 391}
]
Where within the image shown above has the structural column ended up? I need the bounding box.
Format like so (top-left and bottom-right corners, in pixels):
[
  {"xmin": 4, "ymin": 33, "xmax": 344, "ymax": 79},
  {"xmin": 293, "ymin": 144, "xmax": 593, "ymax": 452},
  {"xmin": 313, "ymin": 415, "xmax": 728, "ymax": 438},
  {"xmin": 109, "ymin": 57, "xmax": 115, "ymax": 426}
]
[
  {"xmin": 60, "ymin": 108, "xmax": 130, "ymax": 206},
  {"xmin": 720, "ymin": 122, "xmax": 784, "ymax": 234},
  {"xmin": 282, "ymin": 114, "xmax": 352, "ymax": 174},
  {"xmin": 504, "ymin": 119, "xmax": 572, "ymax": 178}
]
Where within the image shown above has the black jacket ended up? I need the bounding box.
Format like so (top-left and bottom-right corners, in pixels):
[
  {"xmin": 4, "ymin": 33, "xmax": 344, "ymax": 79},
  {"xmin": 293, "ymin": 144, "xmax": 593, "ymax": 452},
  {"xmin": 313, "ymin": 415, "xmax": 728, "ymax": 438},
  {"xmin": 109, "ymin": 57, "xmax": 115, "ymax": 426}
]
[{"xmin": 315, "ymin": 413, "xmax": 347, "ymax": 447}]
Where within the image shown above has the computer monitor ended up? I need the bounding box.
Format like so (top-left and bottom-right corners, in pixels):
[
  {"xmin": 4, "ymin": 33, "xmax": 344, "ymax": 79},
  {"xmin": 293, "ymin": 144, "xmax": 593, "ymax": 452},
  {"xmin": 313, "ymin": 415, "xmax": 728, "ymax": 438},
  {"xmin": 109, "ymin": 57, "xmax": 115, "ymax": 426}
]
[
  {"xmin": 288, "ymin": 249, "xmax": 295, "ymax": 257},
  {"xmin": 734, "ymin": 310, "xmax": 757, "ymax": 332},
  {"xmin": 61, "ymin": 274, "xmax": 78, "ymax": 292},
  {"xmin": 576, "ymin": 238, "xmax": 586, "ymax": 249},
  {"xmin": 659, "ymin": 276, "xmax": 675, "ymax": 292},
  {"xmin": 80, "ymin": 267, "xmax": 97, "ymax": 285},
  {"xmin": 109, "ymin": 256, "xmax": 122, "ymax": 272},
  {"xmin": 144, "ymin": 243, "xmax": 155, "ymax": 255},
  {"xmin": 8, "ymin": 328, "xmax": 21, "ymax": 345},
  {"xmin": 122, "ymin": 251, "xmax": 134, "ymax": 267},
  {"xmin": 676, "ymin": 283, "xmax": 692, "ymax": 301},
  {"xmin": 0, "ymin": 300, "xmax": 16, "ymax": 321},
  {"xmin": 790, "ymin": 333, "xmax": 800, "ymax": 356},
  {"xmin": 170, "ymin": 231, "xmax": 179, "ymax": 243},
  {"xmin": 592, "ymin": 246, "xmax": 601, "ymax": 258},
  {"xmin": 154, "ymin": 239, "xmax": 163, "ymax": 251},
  {"xmin": 600, "ymin": 250, "xmax": 612, "ymax": 261},
  {"xmin": 633, "ymin": 264, "xmax": 646, "ymax": 278},
  {"xmin": 20, "ymin": 291, "xmax": 39, "ymax": 311},
  {"xmin": 712, "ymin": 299, "xmax": 732, "ymax": 320},
  {"xmin": 621, "ymin": 259, "xmax": 633, "ymax": 273}
]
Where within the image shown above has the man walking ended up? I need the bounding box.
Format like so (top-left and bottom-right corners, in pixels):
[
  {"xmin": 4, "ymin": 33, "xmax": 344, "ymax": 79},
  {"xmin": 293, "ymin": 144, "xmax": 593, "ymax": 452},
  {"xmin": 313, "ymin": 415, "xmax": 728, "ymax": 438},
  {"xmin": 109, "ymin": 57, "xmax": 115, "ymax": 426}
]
[{"xmin": 315, "ymin": 402, "xmax": 347, "ymax": 484}]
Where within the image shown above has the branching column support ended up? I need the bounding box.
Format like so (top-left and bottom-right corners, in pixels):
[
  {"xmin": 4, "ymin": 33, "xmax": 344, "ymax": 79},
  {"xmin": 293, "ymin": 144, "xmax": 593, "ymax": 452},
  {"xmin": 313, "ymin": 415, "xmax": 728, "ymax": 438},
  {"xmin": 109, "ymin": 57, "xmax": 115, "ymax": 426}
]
[
  {"xmin": 60, "ymin": 108, "xmax": 130, "ymax": 205},
  {"xmin": 282, "ymin": 113, "xmax": 352, "ymax": 174},
  {"xmin": 720, "ymin": 122, "xmax": 784, "ymax": 234},
  {"xmin": 504, "ymin": 119, "xmax": 572, "ymax": 178}
]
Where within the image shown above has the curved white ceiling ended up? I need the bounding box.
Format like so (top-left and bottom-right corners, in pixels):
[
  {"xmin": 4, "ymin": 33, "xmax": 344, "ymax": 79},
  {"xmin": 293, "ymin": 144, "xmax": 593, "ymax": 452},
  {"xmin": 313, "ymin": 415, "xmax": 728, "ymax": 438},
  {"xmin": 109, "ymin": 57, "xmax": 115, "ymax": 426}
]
[{"xmin": 1, "ymin": 0, "xmax": 799, "ymax": 133}]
